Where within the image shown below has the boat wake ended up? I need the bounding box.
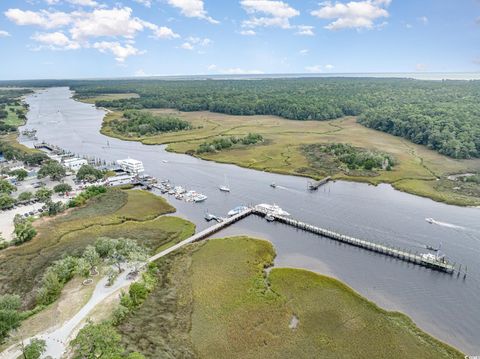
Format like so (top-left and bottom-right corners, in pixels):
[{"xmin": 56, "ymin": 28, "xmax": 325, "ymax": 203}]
[{"xmin": 427, "ymin": 218, "xmax": 465, "ymax": 230}]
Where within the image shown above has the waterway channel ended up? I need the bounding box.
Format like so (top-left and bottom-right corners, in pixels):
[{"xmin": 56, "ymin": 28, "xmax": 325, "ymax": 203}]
[{"xmin": 20, "ymin": 87, "xmax": 480, "ymax": 354}]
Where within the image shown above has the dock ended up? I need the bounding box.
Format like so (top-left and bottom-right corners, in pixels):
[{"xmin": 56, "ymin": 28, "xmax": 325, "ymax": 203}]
[
  {"xmin": 307, "ymin": 176, "xmax": 331, "ymax": 190},
  {"xmin": 148, "ymin": 208, "xmax": 254, "ymax": 263},
  {"xmin": 253, "ymin": 206, "xmax": 456, "ymax": 274}
]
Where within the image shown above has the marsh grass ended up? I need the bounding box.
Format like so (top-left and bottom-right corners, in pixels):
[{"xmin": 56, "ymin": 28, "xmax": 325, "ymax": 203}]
[
  {"xmin": 118, "ymin": 236, "xmax": 463, "ymax": 358},
  {"xmin": 0, "ymin": 189, "xmax": 179, "ymax": 308},
  {"xmin": 99, "ymin": 109, "xmax": 480, "ymax": 206}
]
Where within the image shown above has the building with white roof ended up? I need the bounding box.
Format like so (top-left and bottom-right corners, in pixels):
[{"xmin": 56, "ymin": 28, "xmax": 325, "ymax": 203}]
[
  {"xmin": 116, "ymin": 158, "xmax": 144, "ymax": 175},
  {"xmin": 63, "ymin": 157, "xmax": 88, "ymax": 171}
]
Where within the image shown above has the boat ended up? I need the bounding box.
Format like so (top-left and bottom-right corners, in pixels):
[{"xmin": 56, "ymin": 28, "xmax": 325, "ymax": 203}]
[
  {"xmin": 420, "ymin": 253, "xmax": 438, "ymax": 262},
  {"xmin": 425, "ymin": 243, "xmax": 441, "ymax": 251},
  {"xmin": 256, "ymin": 203, "xmax": 290, "ymax": 216},
  {"xmin": 425, "ymin": 217, "xmax": 434, "ymax": 224},
  {"xmin": 219, "ymin": 175, "xmax": 230, "ymax": 192},
  {"xmin": 270, "ymin": 182, "xmax": 276, "ymax": 188},
  {"xmin": 265, "ymin": 214, "xmax": 275, "ymax": 222},
  {"xmin": 194, "ymin": 194, "xmax": 208, "ymax": 203},
  {"xmin": 227, "ymin": 206, "xmax": 249, "ymax": 217}
]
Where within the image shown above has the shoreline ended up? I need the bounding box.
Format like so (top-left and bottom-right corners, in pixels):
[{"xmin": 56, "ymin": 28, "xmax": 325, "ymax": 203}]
[{"xmin": 95, "ymin": 110, "xmax": 480, "ymax": 208}]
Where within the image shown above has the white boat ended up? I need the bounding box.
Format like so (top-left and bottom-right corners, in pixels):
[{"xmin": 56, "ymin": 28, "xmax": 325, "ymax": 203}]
[
  {"xmin": 194, "ymin": 194, "xmax": 208, "ymax": 203},
  {"xmin": 219, "ymin": 175, "xmax": 230, "ymax": 192},
  {"xmin": 265, "ymin": 214, "xmax": 275, "ymax": 222},
  {"xmin": 270, "ymin": 182, "xmax": 276, "ymax": 188},
  {"xmin": 256, "ymin": 203, "xmax": 290, "ymax": 216},
  {"xmin": 227, "ymin": 206, "xmax": 249, "ymax": 217},
  {"xmin": 425, "ymin": 217, "xmax": 434, "ymax": 224}
]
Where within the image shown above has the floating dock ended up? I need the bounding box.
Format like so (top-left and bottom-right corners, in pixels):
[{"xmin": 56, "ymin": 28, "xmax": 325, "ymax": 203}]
[
  {"xmin": 253, "ymin": 206, "xmax": 456, "ymax": 274},
  {"xmin": 307, "ymin": 176, "xmax": 331, "ymax": 190}
]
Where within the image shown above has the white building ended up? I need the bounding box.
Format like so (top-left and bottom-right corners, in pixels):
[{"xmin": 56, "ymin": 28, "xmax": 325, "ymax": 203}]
[
  {"xmin": 63, "ymin": 158, "xmax": 88, "ymax": 171},
  {"xmin": 116, "ymin": 158, "xmax": 144, "ymax": 175},
  {"xmin": 107, "ymin": 174, "xmax": 135, "ymax": 187}
]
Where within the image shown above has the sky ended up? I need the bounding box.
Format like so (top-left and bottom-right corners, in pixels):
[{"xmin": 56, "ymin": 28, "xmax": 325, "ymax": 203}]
[{"xmin": 0, "ymin": 0, "xmax": 478, "ymax": 79}]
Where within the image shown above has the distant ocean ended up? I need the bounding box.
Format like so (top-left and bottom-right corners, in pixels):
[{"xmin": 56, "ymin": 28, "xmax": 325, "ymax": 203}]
[{"xmin": 142, "ymin": 72, "xmax": 480, "ymax": 81}]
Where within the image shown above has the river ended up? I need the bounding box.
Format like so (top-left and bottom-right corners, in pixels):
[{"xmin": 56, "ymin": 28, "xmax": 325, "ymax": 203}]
[{"xmin": 20, "ymin": 87, "xmax": 480, "ymax": 355}]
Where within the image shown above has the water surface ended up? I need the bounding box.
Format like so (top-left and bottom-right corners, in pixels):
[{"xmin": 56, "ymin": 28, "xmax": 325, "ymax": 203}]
[{"xmin": 21, "ymin": 87, "xmax": 480, "ymax": 354}]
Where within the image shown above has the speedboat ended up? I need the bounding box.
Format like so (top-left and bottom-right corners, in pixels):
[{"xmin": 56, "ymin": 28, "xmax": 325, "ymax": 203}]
[
  {"xmin": 425, "ymin": 217, "xmax": 434, "ymax": 224},
  {"xmin": 194, "ymin": 194, "xmax": 208, "ymax": 203},
  {"xmin": 227, "ymin": 206, "xmax": 249, "ymax": 217},
  {"xmin": 270, "ymin": 182, "xmax": 276, "ymax": 188}
]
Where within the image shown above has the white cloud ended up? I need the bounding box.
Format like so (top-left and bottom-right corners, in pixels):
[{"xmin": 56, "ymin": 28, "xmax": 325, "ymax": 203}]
[
  {"xmin": 69, "ymin": 7, "xmax": 145, "ymax": 40},
  {"xmin": 311, "ymin": 0, "xmax": 390, "ymax": 30},
  {"xmin": 68, "ymin": 0, "xmax": 99, "ymax": 6},
  {"xmin": 167, "ymin": 0, "xmax": 218, "ymax": 24},
  {"xmin": 133, "ymin": 0, "xmax": 152, "ymax": 7},
  {"xmin": 296, "ymin": 25, "xmax": 314, "ymax": 36},
  {"xmin": 152, "ymin": 26, "xmax": 180, "ymax": 39},
  {"xmin": 6, "ymin": 6, "xmax": 180, "ymax": 62},
  {"xmin": 93, "ymin": 41, "xmax": 144, "ymax": 62},
  {"xmin": 180, "ymin": 42, "xmax": 194, "ymax": 50},
  {"xmin": 239, "ymin": 29, "xmax": 256, "ymax": 35},
  {"xmin": 180, "ymin": 36, "xmax": 211, "ymax": 50},
  {"xmin": 207, "ymin": 64, "xmax": 217, "ymax": 71},
  {"xmin": 31, "ymin": 31, "xmax": 80, "ymax": 49},
  {"xmin": 305, "ymin": 65, "xmax": 323, "ymax": 73},
  {"xmin": 5, "ymin": 8, "xmax": 72, "ymax": 29},
  {"xmin": 418, "ymin": 16, "xmax": 428, "ymax": 25},
  {"xmin": 405, "ymin": 23, "xmax": 412, "ymax": 29},
  {"xmin": 0, "ymin": 30, "xmax": 10, "ymax": 37},
  {"xmin": 299, "ymin": 48, "xmax": 309, "ymax": 55},
  {"xmin": 241, "ymin": 0, "xmax": 299, "ymax": 29},
  {"xmin": 305, "ymin": 64, "xmax": 334, "ymax": 72}
]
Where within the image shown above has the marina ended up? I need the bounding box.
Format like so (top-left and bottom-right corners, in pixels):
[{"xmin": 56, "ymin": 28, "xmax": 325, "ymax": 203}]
[{"xmin": 18, "ymin": 87, "xmax": 480, "ymax": 354}]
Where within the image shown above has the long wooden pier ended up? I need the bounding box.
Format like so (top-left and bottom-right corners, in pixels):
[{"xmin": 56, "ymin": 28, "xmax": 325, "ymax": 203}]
[
  {"xmin": 308, "ymin": 176, "xmax": 331, "ymax": 190},
  {"xmin": 148, "ymin": 208, "xmax": 253, "ymax": 263},
  {"xmin": 253, "ymin": 207, "xmax": 456, "ymax": 274}
]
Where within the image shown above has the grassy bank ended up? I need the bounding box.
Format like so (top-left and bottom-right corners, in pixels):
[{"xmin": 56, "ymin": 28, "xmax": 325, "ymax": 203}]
[
  {"xmin": 117, "ymin": 236, "xmax": 463, "ymax": 358},
  {"xmin": 0, "ymin": 188, "xmax": 194, "ymax": 308},
  {"xmin": 95, "ymin": 108, "xmax": 480, "ymax": 206}
]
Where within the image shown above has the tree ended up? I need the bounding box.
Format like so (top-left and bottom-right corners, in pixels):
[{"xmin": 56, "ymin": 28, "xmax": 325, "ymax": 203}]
[
  {"xmin": 0, "ymin": 179, "xmax": 16, "ymax": 194},
  {"xmin": 45, "ymin": 200, "xmax": 65, "ymax": 216},
  {"xmin": 37, "ymin": 161, "xmax": 66, "ymax": 181},
  {"xmin": 23, "ymin": 153, "xmax": 48, "ymax": 166},
  {"xmin": 0, "ymin": 294, "xmax": 21, "ymax": 342},
  {"xmin": 76, "ymin": 165, "xmax": 104, "ymax": 182},
  {"xmin": 53, "ymin": 183, "xmax": 72, "ymax": 194},
  {"xmin": 18, "ymin": 191, "xmax": 33, "ymax": 202},
  {"xmin": 21, "ymin": 338, "xmax": 46, "ymax": 359},
  {"xmin": 95, "ymin": 237, "xmax": 147, "ymax": 274},
  {"xmin": 35, "ymin": 188, "xmax": 53, "ymax": 202},
  {"xmin": 13, "ymin": 217, "xmax": 37, "ymax": 245},
  {"xmin": 10, "ymin": 169, "xmax": 28, "ymax": 182},
  {"xmin": 82, "ymin": 245, "xmax": 100, "ymax": 270},
  {"xmin": 70, "ymin": 322, "xmax": 123, "ymax": 359},
  {"xmin": 0, "ymin": 193, "xmax": 15, "ymax": 210}
]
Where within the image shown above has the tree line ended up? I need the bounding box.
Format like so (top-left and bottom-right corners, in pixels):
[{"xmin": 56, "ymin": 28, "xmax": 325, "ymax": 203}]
[{"xmin": 2, "ymin": 78, "xmax": 479, "ymax": 159}]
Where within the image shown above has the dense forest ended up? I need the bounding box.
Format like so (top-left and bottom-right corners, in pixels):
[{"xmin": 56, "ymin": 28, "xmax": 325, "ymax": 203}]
[
  {"xmin": 109, "ymin": 110, "xmax": 191, "ymax": 137},
  {"xmin": 1, "ymin": 78, "xmax": 479, "ymax": 159}
]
